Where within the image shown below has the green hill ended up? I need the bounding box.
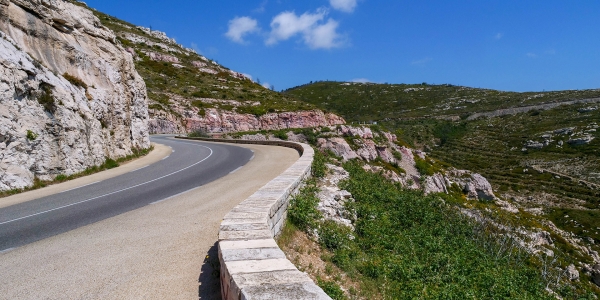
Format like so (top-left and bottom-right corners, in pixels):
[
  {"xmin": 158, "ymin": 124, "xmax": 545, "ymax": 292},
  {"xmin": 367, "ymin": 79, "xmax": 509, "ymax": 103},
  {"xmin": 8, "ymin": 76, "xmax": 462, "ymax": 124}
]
[{"xmin": 285, "ymin": 81, "xmax": 600, "ymax": 249}]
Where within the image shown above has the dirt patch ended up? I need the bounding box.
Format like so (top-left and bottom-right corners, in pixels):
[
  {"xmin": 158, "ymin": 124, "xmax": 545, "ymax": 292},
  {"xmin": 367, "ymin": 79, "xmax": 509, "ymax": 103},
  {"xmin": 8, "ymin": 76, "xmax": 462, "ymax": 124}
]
[{"xmin": 278, "ymin": 227, "xmax": 375, "ymax": 300}]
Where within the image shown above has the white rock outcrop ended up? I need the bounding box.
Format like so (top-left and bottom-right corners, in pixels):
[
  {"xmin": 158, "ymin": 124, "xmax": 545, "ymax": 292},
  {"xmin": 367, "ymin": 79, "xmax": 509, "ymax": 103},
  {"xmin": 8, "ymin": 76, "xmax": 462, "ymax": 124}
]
[{"xmin": 0, "ymin": 0, "xmax": 149, "ymax": 190}]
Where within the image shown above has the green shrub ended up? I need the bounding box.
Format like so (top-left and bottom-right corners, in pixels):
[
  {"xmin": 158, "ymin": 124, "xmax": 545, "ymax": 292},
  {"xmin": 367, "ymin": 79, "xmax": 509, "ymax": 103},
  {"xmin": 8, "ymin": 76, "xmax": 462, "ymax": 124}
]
[
  {"xmin": 26, "ymin": 130, "xmax": 38, "ymax": 141},
  {"xmin": 414, "ymin": 156, "xmax": 435, "ymax": 176},
  {"xmin": 311, "ymin": 150, "xmax": 327, "ymax": 178},
  {"xmin": 36, "ymin": 84, "xmax": 55, "ymax": 112},
  {"xmin": 317, "ymin": 279, "xmax": 346, "ymax": 300},
  {"xmin": 273, "ymin": 130, "xmax": 288, "ymax": 140},
  {"xmin": 55, "ymin": 174, "xmax": 67, "ymax": 182},
  {"xmin": 288, "ymin": 183, "xmax": 321, "ymax": 232},
  {"xmin": 103, "ymin": 157, "xmax": 119, "ymax": 169},
  {"xmin": 318, "ymin": 220, "xmax": 354, "ymax": 252},
  {"xmin": 188, "ymin": 129, "xmax": 210, "ymax": 138}
]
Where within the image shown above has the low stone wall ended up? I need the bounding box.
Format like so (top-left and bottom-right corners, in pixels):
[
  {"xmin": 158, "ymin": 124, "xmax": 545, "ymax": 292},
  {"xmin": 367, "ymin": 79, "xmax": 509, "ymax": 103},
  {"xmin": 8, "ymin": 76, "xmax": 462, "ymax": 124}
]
[{"xmin": 175, "ymin": 137, "xmax": 331, "ymax": 300}]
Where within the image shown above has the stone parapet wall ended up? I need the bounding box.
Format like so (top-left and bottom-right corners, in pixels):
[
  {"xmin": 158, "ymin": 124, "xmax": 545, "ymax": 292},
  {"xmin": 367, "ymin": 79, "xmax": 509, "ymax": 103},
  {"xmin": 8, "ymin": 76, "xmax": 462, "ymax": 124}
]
[{"xmin": 175, "ymin": 137, "xmax": 331, "ymax": 300}]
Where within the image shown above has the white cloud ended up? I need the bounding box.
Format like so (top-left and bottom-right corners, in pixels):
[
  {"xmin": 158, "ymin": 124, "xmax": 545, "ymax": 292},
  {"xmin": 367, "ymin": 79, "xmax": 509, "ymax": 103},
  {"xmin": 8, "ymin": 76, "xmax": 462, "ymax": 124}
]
[
  {"xmin": 262, "ymin": 82, "xmax": 273, "ymax": 89},
  {"xmin": 190, "ymin": 42, "xmax": 201, "ymax": 54},
  {"xmin": 330, "ymin": 0, "xmax": 358, "ymax": 13},
  {"xmin": 253, "ymin": 0, "xmax": 268, "ymax": 13},
  {"xmin": 351, "ymin": 78, "xmax": 371, "ymax": 83},
  {"xmin": 241, "ymin": 73, "xmax": 253, "ymax": 81},
  {"xmin": 526, "ymin": 52, "xmax": 537, "ymax": 58},
  {"xmin": 495, "ymin": 33, "xmax": 503, "ymax": 40},
  {"xmin": 266, "ymin": 9, "xmax": 343, "ymax": 49},
  {"xmin": 411, "ymin": 57, "xmax": 432, "ymax": 65},
  {"xmin": 226, "ymin": 17, "xmax": 260, "ymax": 43}
]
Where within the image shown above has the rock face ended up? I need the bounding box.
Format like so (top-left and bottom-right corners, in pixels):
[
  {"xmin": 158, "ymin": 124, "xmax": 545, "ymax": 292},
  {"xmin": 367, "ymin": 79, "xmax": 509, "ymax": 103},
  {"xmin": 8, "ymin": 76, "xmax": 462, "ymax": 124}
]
[
  {"xmin": 185, "ymin": 109, "xmax": 345, "ymax": 134},
  {"xmin": 0, "ymin": 0, "xmax": 149, "ymax": 190},
  {"xmin": 316, "ymin": 164, "xmax": 355, "ymax": 228},
  {"xmin": 446, "ymin": 170, "xmax": 496, "ymax": 200}
]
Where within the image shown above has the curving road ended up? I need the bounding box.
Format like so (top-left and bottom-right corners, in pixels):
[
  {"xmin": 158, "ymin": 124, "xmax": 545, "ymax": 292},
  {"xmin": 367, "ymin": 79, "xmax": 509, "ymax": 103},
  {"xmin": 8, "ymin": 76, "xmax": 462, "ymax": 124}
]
[
  {"xmin": 0, "ymin": 136, "xmax": 299, "ymax": 299},
  {"xmin": 0, "ymin": 136, "xmax": 253, "ymax": 251}
]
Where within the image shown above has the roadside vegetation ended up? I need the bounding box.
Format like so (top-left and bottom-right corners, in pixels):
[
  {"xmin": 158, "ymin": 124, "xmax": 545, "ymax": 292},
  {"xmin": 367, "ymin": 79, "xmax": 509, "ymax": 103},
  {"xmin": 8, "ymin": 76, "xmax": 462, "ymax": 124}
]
[
  {"xmin": 0, "ymin": 146, "xmax": 153, "ymax": 198},
  {"xmin": 281, "ymin": 149, "xmax": 597, "ymax": 299}
]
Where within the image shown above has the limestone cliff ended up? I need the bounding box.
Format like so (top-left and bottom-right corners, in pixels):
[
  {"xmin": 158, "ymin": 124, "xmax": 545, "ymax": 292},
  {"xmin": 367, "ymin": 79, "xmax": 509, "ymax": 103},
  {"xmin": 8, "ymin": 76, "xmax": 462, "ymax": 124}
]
[{"xmin": 0, "ymin": 0, "xmax": 149, "ymax": 190}]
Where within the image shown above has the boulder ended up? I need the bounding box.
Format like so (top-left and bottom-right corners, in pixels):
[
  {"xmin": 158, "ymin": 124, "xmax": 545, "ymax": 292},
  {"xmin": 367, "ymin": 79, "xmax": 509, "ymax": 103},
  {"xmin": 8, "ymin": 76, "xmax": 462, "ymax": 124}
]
[
  {"xmin": 568, "ymin": 135, "xmax": 595, "ymax": 145},
  {"xmin": 593, "ymin": 264, "xmax": 600, "ymax": 287},
  {"xmin": 423, "ymin": 173, "xmax": 448, "ymax": 194},
  {"xmin": 446, "ymin": 170, "xmax": 496, "ymax": 201},
  {"xmin": 566, "ymin": 264, "xmax": 579, "ymax": 281},
  {"xmin": 317, "ymin": 138, "xmax": 357, "ymax": 161}
]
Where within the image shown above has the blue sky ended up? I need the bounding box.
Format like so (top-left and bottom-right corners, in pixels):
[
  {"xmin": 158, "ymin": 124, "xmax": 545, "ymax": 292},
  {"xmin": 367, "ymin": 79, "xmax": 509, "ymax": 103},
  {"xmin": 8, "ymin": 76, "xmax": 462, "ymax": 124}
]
[{"xmin": 84, "ymin": 0, "xmax": 600, "ymax": 92}]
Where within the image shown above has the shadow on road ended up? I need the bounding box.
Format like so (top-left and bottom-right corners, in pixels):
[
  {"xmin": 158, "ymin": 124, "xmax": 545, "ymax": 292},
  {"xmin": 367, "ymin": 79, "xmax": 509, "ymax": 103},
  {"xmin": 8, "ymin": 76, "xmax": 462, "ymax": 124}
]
[{"xmin": 198, "ymin": 242, "xmax": 222, "ymax": 299}]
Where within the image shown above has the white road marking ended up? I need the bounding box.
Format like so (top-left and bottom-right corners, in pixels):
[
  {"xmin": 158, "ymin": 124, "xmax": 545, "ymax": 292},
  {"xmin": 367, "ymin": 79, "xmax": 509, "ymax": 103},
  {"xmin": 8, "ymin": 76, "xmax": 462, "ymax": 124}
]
[
  {"xmin": 0, "ymin": 247, "xmax": 16, "ymax": 254},
  {"xmin": 150, "ymin": 186, "xmax": 202, "ymax": 205},
  {"xmin": 130, "ymin": 165, "xmax": 149, "ymax": 173},
  {"xmin": 230, "ymin": 166, "xmax": 243, "ymax": 174},
  {"xmin": 162, "ymin": 155, "xmax": 170, "ymax": 160},
  {"xmin": 0, "ymin": 143, "xmax": 214, "ymax": 226},
  {"xmin": 250, "ymin": 154, "xmax": 255, "ymax": 161},
  {"xmin": 63, "ymin": 181, "xmax": 101, "ymax": 193}
]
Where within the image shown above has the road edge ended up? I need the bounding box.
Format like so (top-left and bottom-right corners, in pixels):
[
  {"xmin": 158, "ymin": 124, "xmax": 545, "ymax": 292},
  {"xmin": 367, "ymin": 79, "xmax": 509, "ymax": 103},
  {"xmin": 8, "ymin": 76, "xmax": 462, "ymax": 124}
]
[{"xmin": 176, "ymin": 137, "xmax": 331, "ymax": 300}]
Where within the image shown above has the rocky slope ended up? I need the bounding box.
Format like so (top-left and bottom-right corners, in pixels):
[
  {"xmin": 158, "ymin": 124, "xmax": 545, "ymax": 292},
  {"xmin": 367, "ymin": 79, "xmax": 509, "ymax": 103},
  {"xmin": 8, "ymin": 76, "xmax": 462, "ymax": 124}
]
[
  {"xmin": 0, "ymin": 0, "xmax": 149, "ymax": 191},
  {"xmin": 92, "ymin": 10, "xmax": 345, "ymax": 134},
  {"xmin": 229, "ymin": 125, "xmax": 600, "ymax": 293}
]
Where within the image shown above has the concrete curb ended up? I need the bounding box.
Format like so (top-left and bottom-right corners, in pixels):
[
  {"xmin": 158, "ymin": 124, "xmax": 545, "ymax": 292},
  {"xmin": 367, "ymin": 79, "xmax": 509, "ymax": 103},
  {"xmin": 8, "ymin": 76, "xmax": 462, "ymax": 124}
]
[{"xmin": 176, "ymin": 137, "xmax": 331, "ymax": 300}]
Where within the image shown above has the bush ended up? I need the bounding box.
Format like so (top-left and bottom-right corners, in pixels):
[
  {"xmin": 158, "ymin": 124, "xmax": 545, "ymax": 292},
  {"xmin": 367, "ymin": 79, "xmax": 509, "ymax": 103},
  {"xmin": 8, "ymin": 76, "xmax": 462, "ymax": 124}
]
[
  {"xmin": 26, "ymin": 130, "xmax": 38, "ymax": 141},
  {"xmin": 414, "ymin": 156, "xmax": 435, "ymax": 176},
  {"xmin": 317, "ymin": 279, "xmax": 346, "ymax": 300},
  {"xmin": 103, "ymin": 157, "xmax": 119, "ymax": 169},
  {"xmin": 288, "ymin": 183, "xmax": 321, "ymax": 232},
  {"xmin": 62, "ymin": 73, "xmax": 88, "ymax": 89},
  {"xmin": 273, "ymin": 130, "xmax": 288, "ymax": 140},
  {"xmin": 311, "ymin": 150, "xmax": 327, "ymax": 178},
  {"xmin": 318, "ymin": 220, "xmax": 354, "ymax": 251},
  {"xmin": 36, "ymin": 84, "xmax": 55, "ymax": 113},
  {"xmin": 188, "ymin": 129, "xmax": 210, "ymax": 138}
]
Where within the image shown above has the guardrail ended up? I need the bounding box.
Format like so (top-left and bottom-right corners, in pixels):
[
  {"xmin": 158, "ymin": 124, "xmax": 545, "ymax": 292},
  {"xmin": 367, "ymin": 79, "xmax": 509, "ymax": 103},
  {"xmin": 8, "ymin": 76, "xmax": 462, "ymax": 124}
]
[{"xmin": 175, "ymin": 137, "xmax": 331, "ymax": 300}]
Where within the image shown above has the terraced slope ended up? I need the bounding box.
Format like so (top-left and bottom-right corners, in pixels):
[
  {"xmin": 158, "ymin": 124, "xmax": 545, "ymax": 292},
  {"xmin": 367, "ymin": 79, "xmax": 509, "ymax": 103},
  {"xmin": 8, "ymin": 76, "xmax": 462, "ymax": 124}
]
[{"xmin": 286, "ymin": 81, "xmax": 600, "ymax": 121}]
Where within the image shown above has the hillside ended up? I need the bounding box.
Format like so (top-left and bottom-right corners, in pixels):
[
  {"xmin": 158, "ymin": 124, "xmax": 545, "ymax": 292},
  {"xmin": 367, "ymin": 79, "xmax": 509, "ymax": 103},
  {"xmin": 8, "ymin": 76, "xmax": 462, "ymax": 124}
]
[
  {"xmin": 284, "ymin": 81, "xmax": 600, "ymax": 294},
  {"xmin": 286, "ymin": 81, "xmax": 600, "ymax": 121},
  {"xmin": 81, "ymin": 4, "xmax": 344, "ymax": 134}
]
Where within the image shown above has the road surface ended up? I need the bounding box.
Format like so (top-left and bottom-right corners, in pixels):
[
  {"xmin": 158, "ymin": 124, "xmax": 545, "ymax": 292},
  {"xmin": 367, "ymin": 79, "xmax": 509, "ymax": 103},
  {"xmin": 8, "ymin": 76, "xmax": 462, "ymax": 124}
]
[{"xmin": 0, "ymin": 136, "xmax": 299, "ymax": 299}]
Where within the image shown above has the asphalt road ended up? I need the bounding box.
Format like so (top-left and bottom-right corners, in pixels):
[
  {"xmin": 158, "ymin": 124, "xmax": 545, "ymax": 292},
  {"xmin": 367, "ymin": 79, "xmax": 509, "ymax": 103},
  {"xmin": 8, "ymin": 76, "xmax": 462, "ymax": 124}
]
[{"xmin": 0, "ymin": 136, "xmax": 253, "ymax": 251}]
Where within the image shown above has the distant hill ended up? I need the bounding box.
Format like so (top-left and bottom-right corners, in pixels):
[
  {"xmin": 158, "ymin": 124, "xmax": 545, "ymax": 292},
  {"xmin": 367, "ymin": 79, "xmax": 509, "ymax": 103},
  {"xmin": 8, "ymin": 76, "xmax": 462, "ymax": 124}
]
[{"xmin": 285, "ymin": 81, "xmax": 600, "ymax": 122}]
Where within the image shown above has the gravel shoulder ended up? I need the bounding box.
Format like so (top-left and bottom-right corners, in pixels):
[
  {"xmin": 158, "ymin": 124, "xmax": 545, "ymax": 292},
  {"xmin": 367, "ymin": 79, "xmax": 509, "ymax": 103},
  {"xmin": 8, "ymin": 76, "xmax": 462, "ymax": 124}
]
[{"xmin": 0, "ymin": 141, "xmax": 298, "ymax": 299}]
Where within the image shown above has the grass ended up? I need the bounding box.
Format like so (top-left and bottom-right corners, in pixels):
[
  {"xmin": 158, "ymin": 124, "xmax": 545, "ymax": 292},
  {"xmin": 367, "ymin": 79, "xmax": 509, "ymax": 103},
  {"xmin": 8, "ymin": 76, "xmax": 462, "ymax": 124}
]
[
  {"xmin": 0, "ymin": 146, "xmax": 153, "ymax": 198},
  {"xmin": 285, "ymin": 157, "xmax": 600, "ymax": 298}
]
